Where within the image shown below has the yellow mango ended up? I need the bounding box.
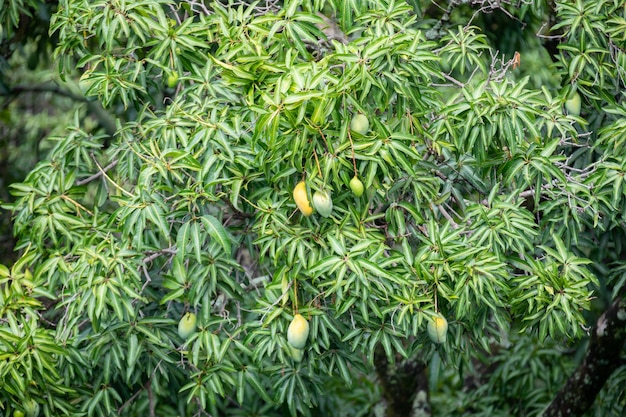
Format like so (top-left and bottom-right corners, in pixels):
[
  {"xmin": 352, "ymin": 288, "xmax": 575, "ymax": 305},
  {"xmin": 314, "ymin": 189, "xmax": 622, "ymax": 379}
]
[
  {"xmin": 287, "ymin": 313, "xmax": 310, "ymax": 349},
  {"xmin": 293, "ymin": 181, "xmax": 314, "ymax": 216}
]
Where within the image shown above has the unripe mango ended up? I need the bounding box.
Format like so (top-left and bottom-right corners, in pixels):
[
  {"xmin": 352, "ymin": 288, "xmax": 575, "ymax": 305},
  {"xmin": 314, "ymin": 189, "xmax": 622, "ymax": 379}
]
[
  {"xmin": 14, "ymin": 410, "xmax": 25, "ymax": 417},
  {"xmin": 312, "ymin": 190, "xmax": 333, "ymax": 217},
  {"xmin": 427, "ymin": 314, "xmax": 448, "ymax": 344},
  {"xmin": 178, "ymin": 312, "xmax": 197, "ymax": 340},
  {"xmin": 167, "ymin": 72, "xmax": 179, "ymax": 89},
  {"xmin": 290, "ymin": 345, "xmax": 304, "ymax": 362},
  {"xmin": 293, "ymin": 181, "xmax": 314, "ymax": 216},
  {"xmin": 287, "ymin": 313, "xmax": 310, "ymax": 349},
  {"xmin": 350, "ymin": 113, "xmax": 369, "ymax": 135},
  {"xmin": 349, "ymin": 176, "xmax": 364, "ymax": 197},
  {"xmin": 565, "ymin": 92, "xmax": 581, "ymax": 116},
  {"xmin": 23, "ymin": 399, "xmax": 39, "ymax": 417}
]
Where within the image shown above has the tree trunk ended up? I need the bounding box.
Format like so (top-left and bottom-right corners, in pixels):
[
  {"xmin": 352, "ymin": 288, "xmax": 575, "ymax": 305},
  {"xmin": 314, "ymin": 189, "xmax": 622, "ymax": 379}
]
[
  {"xmin": 543, "ymin": 295, "xmax": 626, "ymax": 417},
  {"xmin": 374, "ymin": 345, "xmax": 431, "ymax": 417}
]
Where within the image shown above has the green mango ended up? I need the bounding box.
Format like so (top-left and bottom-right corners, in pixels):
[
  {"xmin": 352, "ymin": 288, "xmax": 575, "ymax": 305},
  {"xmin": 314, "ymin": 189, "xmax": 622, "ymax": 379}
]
[
  {"xmin": 178, "ymin": 312, "xmax": 197, "ymax": 340},
  {"xmin": 350, "ymin": 114, "xmax": 369, "ymax": 134},
  {"xmin": 565, "ymin": 92, "xmax": 581, "ymax": 116},
  {"xmin": 427, "ymin": 314, "xmax": 448, "ymax": 344},
  {"xmin": 312, "ymin": 190, "xmax": 333, "ymax": 217},
  {"xmin": 290, "ymin": 345, "xmax": 304, "ymax": 362},
  {"xmin": 167, "ymin": 72, "xmax": 179, "ymax": 89},
  {"xmin": 23, "ymin": 399, "xmax": 39, "ymax": 417},
  {"xmin": 349, "ymin": 176, "xmax": 364, "ymax": 197}
]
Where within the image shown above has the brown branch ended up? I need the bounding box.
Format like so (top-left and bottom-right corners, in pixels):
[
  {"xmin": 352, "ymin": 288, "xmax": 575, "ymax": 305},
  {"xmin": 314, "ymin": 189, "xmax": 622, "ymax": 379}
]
[
  {"xmin": 1, "ymin": 82, "xmax": 117, "ymax": 136},
  {"xmin": 542, "ymin": 295, "xmax": 626, "ymax": 417},
  {"xmin": 76, "ymin": 159, "xmax": 119, "ymax": 185},
  {"xmin": 2, "ymin": 83, "xmax": 87, "ymax": 103},
  {"xmin": 436, "ymin": 204, "xmax": 459, "ymax": 229},
  {"xmin": 148, "ymin": 380, "xmax": 155, "ymax": 417},
  {"xmin": 142, "ymin": 246, "xmax": 177, "ymax": 264}
]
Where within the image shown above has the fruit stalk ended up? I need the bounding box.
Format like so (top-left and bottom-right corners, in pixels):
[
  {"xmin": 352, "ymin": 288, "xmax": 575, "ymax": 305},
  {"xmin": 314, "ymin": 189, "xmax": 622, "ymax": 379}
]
[{"xmin": 347, "ymin": 124, "xmax": 358, "ymax": 178}]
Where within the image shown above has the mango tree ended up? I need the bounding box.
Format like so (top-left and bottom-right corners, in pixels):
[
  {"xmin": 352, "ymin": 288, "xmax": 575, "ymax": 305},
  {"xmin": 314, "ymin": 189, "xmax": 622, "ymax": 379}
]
[{"xmin": 1, "ymin": 1, "xmax": 626, "ymax": 416}]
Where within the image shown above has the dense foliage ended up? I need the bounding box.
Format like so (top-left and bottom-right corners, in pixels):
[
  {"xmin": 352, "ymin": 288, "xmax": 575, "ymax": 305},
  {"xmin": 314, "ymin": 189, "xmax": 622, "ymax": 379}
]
[{"xmin": 1, "ymin": 1, "xmax": 626, "ymax": 416}]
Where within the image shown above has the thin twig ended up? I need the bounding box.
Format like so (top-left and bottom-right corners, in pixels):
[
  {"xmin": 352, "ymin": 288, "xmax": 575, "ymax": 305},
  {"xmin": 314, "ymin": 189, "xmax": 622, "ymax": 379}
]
[
  {"xmin": 437, "ymin": 204, "xmax": 459, "ymax": 229},
  {"xmin": 76, "ymin": 159, "xmax": 119, "ymax": 185},
  {"xmin": 312, "ymin": 148, "xmax": 323, "ymax": 179},
  {"xmin": 60, "ymin": 194, "xmax": 94, "ymax": 216},
  {"xmin": 142, "ymin": 246, "xmax": 177, "ymax": 264},
  {"xmin": 118, "ymin": 380, "xmax": 151, "ymax": 414},
  {"xmin": 259, "ymin": 280, "xmax": 293, "ymax": 324},
  {"xmin": 90, "ymin": 153, "xmax": 134, "ymax": 197},
  {"xmin": 439, "ymin": 72, "xmax": 466, "ymax": 88}
]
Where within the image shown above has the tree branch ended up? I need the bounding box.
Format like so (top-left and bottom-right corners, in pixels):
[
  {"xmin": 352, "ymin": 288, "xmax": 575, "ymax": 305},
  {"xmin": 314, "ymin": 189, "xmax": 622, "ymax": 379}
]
[
  {"xmin": 2, "ymin": 84, "xmax": 87, "ymax": 102},
  {"xmin": 2, "ymin": 83, "xmax": 117, "ymax": 136},
  {"xmin": 542, "ymin": 295, "xmax": 626, "ymax": 417},
  {"xmin": 76, "ymin": 158, "xmax": 118, "ymax": 185}
]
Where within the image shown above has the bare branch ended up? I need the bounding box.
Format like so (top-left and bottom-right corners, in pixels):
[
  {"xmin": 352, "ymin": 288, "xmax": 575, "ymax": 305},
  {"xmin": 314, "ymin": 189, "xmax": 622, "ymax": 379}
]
[
  {"xmin": 142, "ymin": 246, "xmax": 177, "ymax": 264},
  {"xmin": 76, "ymin": 159, "xmax": 119, "ymax": 186},
  {"xmin": 1, "ymin": 83, "xmax": 86, "ymax": 103},
  {"xmin": 437, "ymin": 204, "xmax": 460, "ymax": 229}
]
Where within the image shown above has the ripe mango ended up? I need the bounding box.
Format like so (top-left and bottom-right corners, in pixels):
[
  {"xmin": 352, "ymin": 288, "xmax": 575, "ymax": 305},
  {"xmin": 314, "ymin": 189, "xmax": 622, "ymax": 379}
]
[
  {"xmin": 293, "ymin": 181, "xmax": 314, "ymax": 216},
  {"xmin": 178, "ymin": 312, "xmax": 197, "ymax": 340},
  {"xmin": 312, "ymin": 190, "xmax": 333, "ymax": 217},
  {"xmin": 350, "ymin": 113, "xmax": 369, "ymax": 135},
  {"xmin": 287, "ymin": 313, "xmax": 310, "ymax": 349},
  {"xmin": 349, "ymin": 176, "xmax": 364, "ymax": 197},
  {"xmin": 427, "ymin": 314, "xmax": 448, "ymax": 344}
]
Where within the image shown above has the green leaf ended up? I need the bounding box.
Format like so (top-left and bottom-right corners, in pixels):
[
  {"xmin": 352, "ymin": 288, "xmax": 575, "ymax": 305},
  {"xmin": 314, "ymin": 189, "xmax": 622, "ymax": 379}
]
[{"xmin": 200, "ymin": 215, "xmax": 232, "ymax": 256}]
